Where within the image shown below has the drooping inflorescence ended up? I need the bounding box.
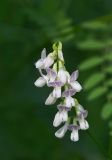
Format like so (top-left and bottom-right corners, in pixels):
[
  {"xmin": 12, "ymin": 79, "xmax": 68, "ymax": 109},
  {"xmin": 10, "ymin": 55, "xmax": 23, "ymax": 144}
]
[{"xmin": 34, "ymin": 42, "xmax": 89, "ymax": 142}]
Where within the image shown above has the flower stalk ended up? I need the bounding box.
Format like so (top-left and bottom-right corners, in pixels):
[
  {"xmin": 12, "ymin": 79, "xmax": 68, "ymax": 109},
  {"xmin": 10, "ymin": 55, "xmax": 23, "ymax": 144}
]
[{"xmin": 34, "ymin": 42, "xmax": 89, "ymax": 142}]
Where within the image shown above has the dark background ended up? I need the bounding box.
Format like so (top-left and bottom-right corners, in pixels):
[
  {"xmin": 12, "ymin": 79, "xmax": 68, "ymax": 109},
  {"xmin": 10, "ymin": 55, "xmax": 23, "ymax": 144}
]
[{"xmin": 0, "ymin": 0, "xmax": 112, "ymax": 159}]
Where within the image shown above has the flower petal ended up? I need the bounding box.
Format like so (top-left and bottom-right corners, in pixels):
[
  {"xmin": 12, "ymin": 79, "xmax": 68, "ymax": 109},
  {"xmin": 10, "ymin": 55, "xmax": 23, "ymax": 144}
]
[
  {"xmin": 45, "ymin": 93, "xmax": 57, "ymax": 105},
  {"xmin": 58, "ymin": 69, "xmax": 67, "ymax": 84},
  {"xmin": 65, "ymin": 97, "xmax": 75, "ymax": 108},
  {"xmin": 44, "ymin": 55, "xmax": 54, "ymax": 68},
  {"xmin": 71, "ymin": 81, "xmax": 82, "ymax": 92},
  {"xmin": 71, "ymin": 130, "xmax": 79, "ymax": 142},
  {"xmin": 55, "ymin": 124, "xmax": 68, "ymax": 138},
  {"xmin": 70, "ymin": 70, "xmax": 79, "ymax": 82},
  {"xmin": 62, "ymin": 89, "xmax": 76, "ymax": 97},
  {"xmin": 34, "ymin": 77, "xmax": 46, "ymax": 87},
  {"xmin": 53, "ymin": 87, "xmax": 61, "ymax": 98},
  {"xmin": 57, "ymin": 104, "xmax": 71, "ymax": 111},
  {"xmin": 41, "ymin": 48, "xmax": 46, "ymax": 60},
  {"xmin": 79, "ymin": 119, "xmax": 89, "ymax": 130},
  {"xmin": 61, "ymin": 111, "xmax": 68, "ymax": 122},
  {"xmin": 46, "ymin": 68, "xmax": 57, "ymax": 80},
  {"xmin": 35, "ymin": 59, "xmax": 44, "ymax": 69},
  {"xmin": 53, "ymin": 112, "xmax": 62, "ymax": 127}
]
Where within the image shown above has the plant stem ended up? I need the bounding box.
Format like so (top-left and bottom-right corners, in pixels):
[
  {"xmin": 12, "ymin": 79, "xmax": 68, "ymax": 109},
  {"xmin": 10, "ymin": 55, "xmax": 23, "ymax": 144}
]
[
  {"xmin": 86, "ymin": 130, "xmax": 111, "ymax": 159},
  {"xmin": 108, "ymin": 134, "xmax": 112, "ymax": 159}
]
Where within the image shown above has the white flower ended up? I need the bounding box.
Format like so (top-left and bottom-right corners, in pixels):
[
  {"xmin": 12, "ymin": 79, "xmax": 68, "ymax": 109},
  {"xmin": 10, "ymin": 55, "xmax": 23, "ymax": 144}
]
[
  {"xmin": 35, "ymin": 48, "xmax": 46, "ymax": 69},
  {"xmin": 53, "ymin": 87, "xmax": 61, "ymax": 98},
  {"xmin": 55, "ymin": 124, "xmax": 68, "ymax": 138},
  {"xmin": 53, "ymin": 111, "xmax": 68, "ymax": 127},
  {"xmin": 53, "ymin": 112, "xmax": 62, "ymax": 127},
  {"xmin": 35, "ymin": 49, "xmax": 55, "ymax": 69},
  {"xmin": 46, "ymin": 68, "xmax": 57, "ymax": 83},
  {"xmin": 45, "ymin": 93, "xmax": 57, "ymax": 105},
  {"xmin": 65, "ymin": 97, "xmax": 75, "ymax": 108},
  {"xmin": 69, "ymin": 70, "xmax": 82, "ymax": 92},
  {"xmin": 77, "ymin": 104, "xmax": 89, "ymax": 130},
  {"xmin": 43, "ymin": 55, "xmax": 54, "ymax": 68},
  {"xmin": 79, "ymin": 119, "xmax": 89, "ymax": 130},
  {"xmin": 53, "ymin": 105, "xmax": 70, "ymax": 127},
  {"xmin": 62, "ymin": 89, "xmax": 75, "ymax": 108},
  {"xmin": 58, "ymin": 69, "xmax": 67, "ymax": 84},
  {"xmin": 71, "ymin": 129, "xmax": 79, "ymax": 142},
  {"xmin": 48, "ymin": 81, "xmax": 63, "ymax": 98},
  {"xmin": 68, "ymin": 124, "xmax": 80, "ymax": 142},
  {"xmin": 34, "ymin": 67, "xmax": 57, "ymax": 88},
  {"xmin": 34, "ymin": 77, "xmax": 46, "ymax": 87}
]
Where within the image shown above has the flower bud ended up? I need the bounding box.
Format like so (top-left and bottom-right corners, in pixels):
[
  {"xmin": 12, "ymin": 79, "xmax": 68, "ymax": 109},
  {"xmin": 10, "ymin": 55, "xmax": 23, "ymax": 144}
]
[
  {"xmin": 34, "ymin": 77, "xmax": 46, "ymax": 87},
  {"xmin": 45, "ymin": 93, "xmax": 57, "ymax": 105}
]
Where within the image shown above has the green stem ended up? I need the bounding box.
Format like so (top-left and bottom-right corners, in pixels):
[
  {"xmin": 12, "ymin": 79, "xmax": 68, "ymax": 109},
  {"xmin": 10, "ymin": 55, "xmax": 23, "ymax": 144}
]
[
  {"xmin": 86, "ymin": 130, "xmax": 111, "ymax": 159},
  {"xmin": 108, "ymin": 134, "xmax": 112, "ymax": 159}
]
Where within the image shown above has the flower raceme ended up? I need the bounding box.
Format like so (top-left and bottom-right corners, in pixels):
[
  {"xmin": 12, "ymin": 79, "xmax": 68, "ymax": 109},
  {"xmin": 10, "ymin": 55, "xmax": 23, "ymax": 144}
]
[{"xmin": 34, "ymin": 42, "xmax": 89, "ymax": 142}]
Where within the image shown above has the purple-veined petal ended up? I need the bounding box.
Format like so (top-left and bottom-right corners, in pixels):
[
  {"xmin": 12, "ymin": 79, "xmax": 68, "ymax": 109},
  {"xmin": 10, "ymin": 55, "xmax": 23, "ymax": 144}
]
[
  {"xmin": 77, "ymin": 110, "xmax": 88, "ymax": 119},
  {"xmin": 62, "ymin": 89, "xmax": 76, "ymax": 97},
  {"xmin": 57, "ymin": 104, "xmax": 71, "ymax": 111},
  {"xmin": 46, "ymin": 68, "xmax": 57, "ymax": 78},
  {"xmin": 48, "ymin": 80, "xmax": 63, "ymax": 87},
  {"xmin": 71, "ymin": 130, "xmax": 79, "ymax": 142},
  {"xmin": 55, "ymin": 81, "xmax": 63, "ymax": 87},
  {"xmin": 68, "ymin": 124, "xmax": 80, "ymax": 131},
  {"xmin": 70, "ymin": 81, "xmax": 82, "ymax": 92},
  {"xmin": 70, "ymin": 70, "xmax": 79, "ymax": 82}
]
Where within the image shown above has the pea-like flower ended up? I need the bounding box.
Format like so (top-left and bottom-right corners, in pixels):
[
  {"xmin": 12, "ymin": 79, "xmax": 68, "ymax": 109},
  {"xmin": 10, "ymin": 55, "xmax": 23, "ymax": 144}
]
[
  {"xmin": 69, "ymin": 70, "xmax": 82, "ymax": 92},
  {"xmin": 77, "ymin": 104, "xmax": 89, "ymax": 130},
  {"xmin": 34, "ymin": 42, "xmax": 89, "ymax": 142},
  {"xmin": 55, "ymin": 123, "xmax": 68, "ymax": 138},
  {"xmin": 53, "ymin": 104, "xmax": 71, "ymax": 127},
  {"xmin": 35, "ymin": 48, "xmax": 55, "ymax": 69},
  {"xmin": 62, "ymin": 89, "xmax": 76, "ymax": 107},
  {"xmin": 68, "ymin": 124, "xmax": 80, "ymax": 142}
]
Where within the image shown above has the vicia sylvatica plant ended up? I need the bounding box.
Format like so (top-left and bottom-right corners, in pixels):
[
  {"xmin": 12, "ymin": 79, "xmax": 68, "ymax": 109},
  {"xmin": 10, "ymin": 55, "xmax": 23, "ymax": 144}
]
[{"xmin": 34, "ymin": 42, "xmax": 89, "ymax": 142}]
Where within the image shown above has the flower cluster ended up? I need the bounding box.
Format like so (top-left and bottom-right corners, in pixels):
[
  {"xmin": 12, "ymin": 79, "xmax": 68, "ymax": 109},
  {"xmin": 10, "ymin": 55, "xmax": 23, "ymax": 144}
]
[{"xmin": 34, "ymin": 42, "xmax": 89, "ymax": 142}]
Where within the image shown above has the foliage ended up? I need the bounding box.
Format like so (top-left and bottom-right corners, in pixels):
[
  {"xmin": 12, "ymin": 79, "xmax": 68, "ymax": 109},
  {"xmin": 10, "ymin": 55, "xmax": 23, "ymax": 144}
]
[{"xmin": 78, "ymin": 19, "xmax": 112, "ymax": 121}]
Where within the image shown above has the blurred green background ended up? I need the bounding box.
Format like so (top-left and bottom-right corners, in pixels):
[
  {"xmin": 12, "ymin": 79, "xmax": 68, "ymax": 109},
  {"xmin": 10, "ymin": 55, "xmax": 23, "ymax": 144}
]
[{"xmin": 0, "ymin": 0, "xmax": 112, "ymax": 159}]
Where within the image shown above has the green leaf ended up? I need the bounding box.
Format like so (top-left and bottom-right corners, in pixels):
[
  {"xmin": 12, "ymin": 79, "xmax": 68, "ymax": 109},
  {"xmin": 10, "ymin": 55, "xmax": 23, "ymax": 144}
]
[
  {"xmin": 108, "ymin": 92, "xmax": 112, "ymax": 100},
  {"xmin": 79, "ymin": 56, "xmax": 103, "ymax": 71},
  {"xmin": 77, "ymin": 39, "xmax": 106, "ymax": 50},
  {"xmin": 105, "ymin": 52, "xmax": 112, "ymax": 61},
  {"xmin": 106, "ymin": 39, "xmax": 112, "ymax": 46},
  {"xmin": 84, "ymin": 73, "xmax": 105, "ymax": 90},
  {"xmin": 106, "ymin": 80, "xmax": 112, "ymax": 87},
  {"xmin": 101, "ymin": 103, "xmax": 112, "ymax": 119},
  {"xmin": 82, "ymin": 21, "xmax": 108, "ymax": 30},
  {"xmin": 88, "ymin": 87, "xmax": 107, "ymax": 101},
  {"xmin": 104, "ymin": 66, "xmax": 112, "ymax": 73}
]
